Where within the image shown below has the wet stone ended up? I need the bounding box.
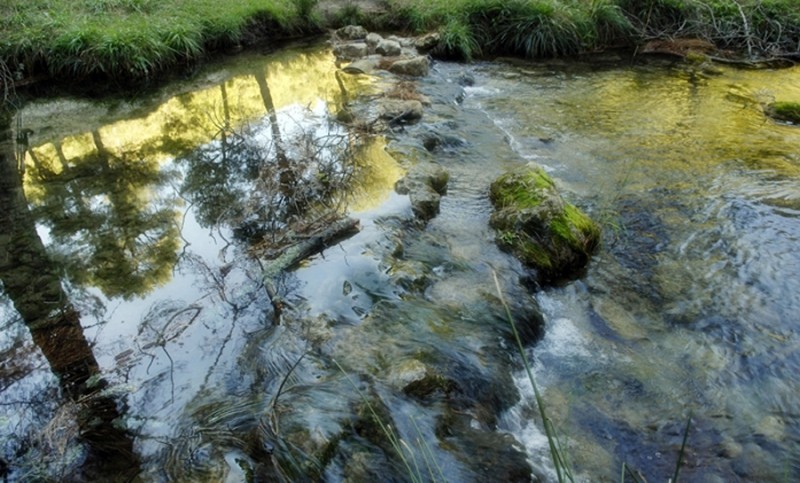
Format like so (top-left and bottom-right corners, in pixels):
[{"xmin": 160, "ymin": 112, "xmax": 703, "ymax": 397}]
[
  {"xmin": 334, "ymin": 42, "xmax": 368, "ymax": 60},
  {"xmin": 389, "ymin": 259, "xmax": 431, "ymax": 291},
  {"xmin": 387, "ymin": 56, "xmax": 430, "ymax": 77},
  {"xmin": 414, "ymin": 32, "xmax": 441, "ymax": 52},
  {"xmin": 378, "ymin": 99, "xmax": 424, "ymax": 124},
  {"xmin": 336, "ymin": 25, "xmax": 368, "ymax": 40},
  {"xmin": 365, "ymin": 32, "xmax": 382, "ymax": 52},
  {"xmin": 376, "ymin": 39, "xmax": 401, "ymax": 57},
  {"xmin": 395, "ymin": 162, "xmax": 449, "ymax": 221}
]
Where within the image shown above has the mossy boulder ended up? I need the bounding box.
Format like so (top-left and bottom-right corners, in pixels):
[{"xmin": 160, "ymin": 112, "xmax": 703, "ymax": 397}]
[
  {"xmin": 766, "ymin": 101, "xmax": 800, "ymax": 124},
  {"xmin": 489, "ymin": 163, "xmax": 600, "ymax": 284}
]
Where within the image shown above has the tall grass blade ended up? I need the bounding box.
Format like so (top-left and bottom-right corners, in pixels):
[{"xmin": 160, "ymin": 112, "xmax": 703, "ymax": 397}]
[
  {"xmin": 671, "ymin": 411, "xmax": 692, "ymax": 483},
  {"xmin": 333, "ymin": 359, "xmax": 423, "ymax": 482},
  {"xmin": 492, "ymin": 270, "xmax": 573, "ymax": 483}
]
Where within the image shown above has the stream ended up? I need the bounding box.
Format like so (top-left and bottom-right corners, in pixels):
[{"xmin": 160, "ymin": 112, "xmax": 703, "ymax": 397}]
[{"xmin": 2, "ymin": 41, "xmax": 799, "ymax": 482}]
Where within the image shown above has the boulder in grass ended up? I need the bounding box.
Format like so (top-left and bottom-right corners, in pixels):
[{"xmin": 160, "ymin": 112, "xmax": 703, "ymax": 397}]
[{"xmin": 489, "ymin": 163, "xmax": 600, "ymax": 284}]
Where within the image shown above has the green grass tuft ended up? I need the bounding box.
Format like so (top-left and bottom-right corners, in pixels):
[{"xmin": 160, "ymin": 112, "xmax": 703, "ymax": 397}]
[{"xmin": 435, "ymin": 16, "xmax": 481, "ymax": 60}]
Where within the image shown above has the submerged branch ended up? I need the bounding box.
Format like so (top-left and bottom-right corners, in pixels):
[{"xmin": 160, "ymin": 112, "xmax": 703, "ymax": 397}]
[{"xmin": 259, "ymin": 217, "xmax": 360, "ymax": 324}]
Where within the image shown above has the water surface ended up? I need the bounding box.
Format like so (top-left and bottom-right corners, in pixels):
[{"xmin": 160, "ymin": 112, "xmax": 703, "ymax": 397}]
[{"xmin": 2, "ymin": 44, "xmax": 799, "ymax": 481}]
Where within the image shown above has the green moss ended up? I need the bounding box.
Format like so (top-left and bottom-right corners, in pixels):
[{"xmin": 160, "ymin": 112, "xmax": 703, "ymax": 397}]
[
  {"xmin": 489, "ymin": 166, "xmax": 556, "ymax": 209},
  {"xmin": 516, "ymin": 234, "xmax": 554, "ymax": 269},
  {"xmin": 490, "ymin": 163, "xmax": 600, "ymax": 282},
  {"xmin": 550, "ymin": 203, "xmax": 601, "ymax": 255},
  {"xmin": 767, "ymin": 101, "xmax": 800, "ymax": 124}
]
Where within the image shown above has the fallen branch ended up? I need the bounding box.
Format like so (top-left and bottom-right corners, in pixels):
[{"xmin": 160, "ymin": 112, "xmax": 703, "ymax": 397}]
[{"xmin": 261, "ymin": 216, "xmax": 360, "ymax": 324}]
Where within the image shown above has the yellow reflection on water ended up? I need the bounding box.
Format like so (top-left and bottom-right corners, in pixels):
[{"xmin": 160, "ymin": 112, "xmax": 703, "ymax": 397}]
[
  {"xmin": 348, "ymin": 136, "xmax": 405, "ymax": 213},
  {"xmin": 17, "ymin": 45, "xmax": 386, "ymax": 298},
  {"xmin": 513, "ymin": 62, "xmax": 800, "ymax": 195},
  {"xmin": 22, "ymin": 47, "xmax": 374, "ymax": 184}
]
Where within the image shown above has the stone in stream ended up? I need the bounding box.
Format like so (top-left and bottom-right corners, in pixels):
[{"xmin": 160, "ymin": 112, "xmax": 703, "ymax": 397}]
[
  {"xmin": 375, "ymin": 39, "xmax": 402, "ymax": 57},
  {"xmin": 385, "ymin": 56, "xmax": 430, "ymax": 77},
  {"xmin": 765, "ymin": 101, "xmax": 800, "ymax": 124},
  {"xmin": 378, "ymin": 99, "xmax": 424, "ymax": 124},
  {"xmin": 489, "ymin": 162, "xmax": 600, "ymax": 284},
  {"xmin": 335, "ymin": 24, "xmax": 368, "ymax": 40},
  {"xmin": 387, "ymin": 359, "xmax": 456, "ymax": 399},
  {"xmin": 414, "ymin": 32, "xmax": 441, "ymax": 52},
  {"xmin": 365, "ymin": 32, "xmax": 382, "ymax": 51},
  {"xmin": 333, "ymin": 42, "xmax": 368, "ymax": 60},
  {"xmin": 395, "ymin": 161, "xmax": 449, "ymax": 221}
]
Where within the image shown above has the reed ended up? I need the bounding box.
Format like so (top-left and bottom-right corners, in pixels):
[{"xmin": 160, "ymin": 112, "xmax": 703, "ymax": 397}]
[
  {"xmin": 334, "ymin": 358, "xmax": 445, "ymax": 482},
  {"xmin": 493, "ymin": 271, "xmax": 575, "ymax": 483}
]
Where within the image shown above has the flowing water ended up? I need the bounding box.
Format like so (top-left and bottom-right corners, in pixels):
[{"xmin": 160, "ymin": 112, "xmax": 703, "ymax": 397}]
[{"xmin": 1, "ymin": 41, "xmax": 799, "ymax": 482}]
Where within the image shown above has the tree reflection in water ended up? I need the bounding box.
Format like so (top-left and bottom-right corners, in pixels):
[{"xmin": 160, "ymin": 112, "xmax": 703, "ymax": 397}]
[
  {"xmin": 0, "ymin": 122, "xmax": 140, "ymax": 481},
  {"xmin": 24, "ymin": 128, "xmax": 181, "ymax": 300},
  {"xmin": 179, "ymin": 82, "xmax": 360, "ymax": 254}
]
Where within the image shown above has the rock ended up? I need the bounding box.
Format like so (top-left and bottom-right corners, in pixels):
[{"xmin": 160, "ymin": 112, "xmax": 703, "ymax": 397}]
[
  {"xmin": 421, "ymin": 131, "xmax": 467, "ymax": 152},
  {"xmin": 640, "ymin": 38, "xmax": 716, "ymax": 57},
  {"xmin": 378, "ymin": 99, "xmax": 424, "ymax": 124},
  {"xmin": 456, "ymin": 72, "xmax": 475, "ymax": 87},
  {"xmin": 414, "ymin": 32, "xmax": 441, "ymax": 52},
  {"xmin": 334, "ymin": 42, "xmax": 368, "ymax": 60},
  {"xmin": 409, "ymin": 184, "xmax": 442, "ymax": 221},
  {"xmin": 435, "ymin": 410, "xmax": 532, "ymax": 482},
  {"xmin": 765, "ymin": 101, "xmax": 800, "ymax": 124},
  {"xmin": 341, "ymin": 56, "xmax": 381, "ymax": 75},
  {"xmin": 387, "ymin": 56, "xmax": 430, "ymax": 77},
  {"xmin": 336, "ymin": 25, "xmax": 368, "ymax": 40},
  {"xmin": 395, "ymin": 162, "xmax": 449, "ymax": 221},
  {"xmin": 389, "ymin": 259, "xmax": 431, "ymax": 291},
  {"xmin": 386, "ymin": 359, "xmax": 454, "ymax": 399},
  {"xmin": 396, "ymin": 162, "xmax": 449, "ymax": 195},
  {"xmin": 365, "ymin": 32, "xmax": 382, "ymax": 51},
  {"xmin": 376, "ymin": 39, "xmax": 402, "ymax": 56},
  {"xmin": 489, "ymin": 162, "xmax": 600, "ymax": 283}
]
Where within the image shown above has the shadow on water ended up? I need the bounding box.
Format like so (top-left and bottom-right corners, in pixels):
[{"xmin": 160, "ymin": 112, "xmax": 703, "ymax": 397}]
[{"xmin": 0, "ymin": 122, "xmax": 140, "ymax": 480}]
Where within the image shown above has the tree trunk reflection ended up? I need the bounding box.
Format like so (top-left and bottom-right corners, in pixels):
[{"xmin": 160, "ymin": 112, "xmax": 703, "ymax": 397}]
[{"xmin": 0, "ymin": 124, "xmax": 140, "ymax": 480}]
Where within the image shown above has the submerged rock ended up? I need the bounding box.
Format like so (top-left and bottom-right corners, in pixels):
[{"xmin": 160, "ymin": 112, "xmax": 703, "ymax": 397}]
[
  {"xmin": 387, "ymin": 359, "xmax": 455, "ymax": 399},
  {"xmin": 489, "ymin": 162, "xmax": 600, "ymax": 283}
]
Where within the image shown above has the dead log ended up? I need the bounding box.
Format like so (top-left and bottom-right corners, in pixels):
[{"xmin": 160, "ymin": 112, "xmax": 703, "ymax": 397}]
[{"xmin": 261, "ymin": 217, "xmax": 360, "ymax": 324}]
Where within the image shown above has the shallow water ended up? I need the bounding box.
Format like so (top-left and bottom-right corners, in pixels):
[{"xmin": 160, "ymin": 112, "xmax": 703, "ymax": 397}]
[{"xmin": 2, "ymin": 43, "xmax": 799, "ymax": 482}]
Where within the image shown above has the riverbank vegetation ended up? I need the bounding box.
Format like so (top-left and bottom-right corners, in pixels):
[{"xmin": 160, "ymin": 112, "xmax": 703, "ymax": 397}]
[{"xmin": 1, "ymin": 0, "xmax": 799, "ymax": 91}]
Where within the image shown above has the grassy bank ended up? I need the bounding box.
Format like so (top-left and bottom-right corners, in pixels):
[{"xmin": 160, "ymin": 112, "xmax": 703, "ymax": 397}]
[
  {"xmin": 386, "ymin": 0, "xmax": 800, "ymax": 60},
  {"xmin": 1, "ymin": 0, "xmax": 799, "ymax": 91},
  {"xmin": 0, "ymin": 0, "xmax": 313, "ymax": 84}
]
